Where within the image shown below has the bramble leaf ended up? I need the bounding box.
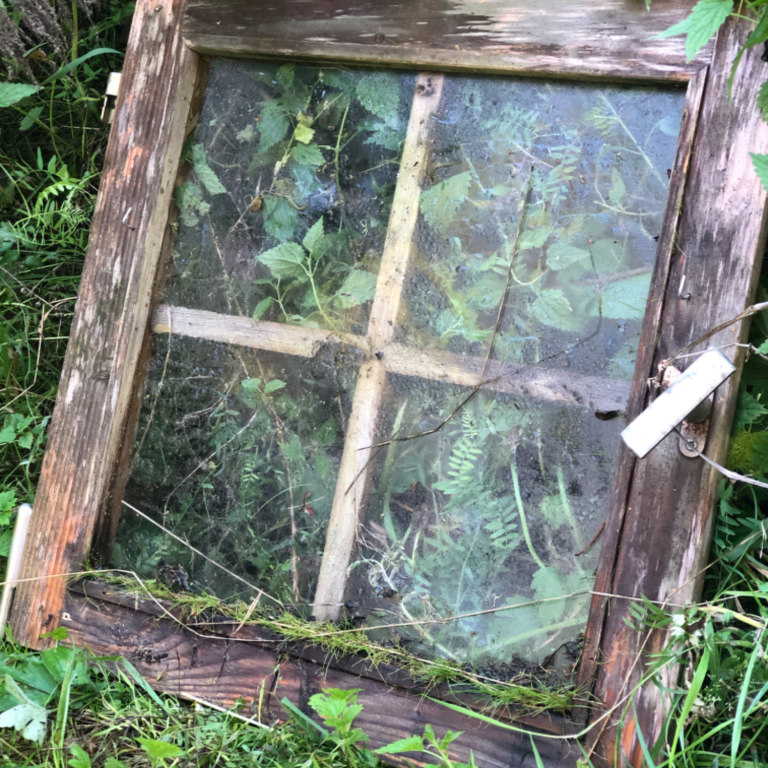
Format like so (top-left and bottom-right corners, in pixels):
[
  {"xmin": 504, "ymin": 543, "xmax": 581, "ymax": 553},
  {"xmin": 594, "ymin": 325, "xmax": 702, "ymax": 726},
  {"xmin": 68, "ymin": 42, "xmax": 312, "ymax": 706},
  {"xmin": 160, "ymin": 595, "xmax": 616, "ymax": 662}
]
[
  {"xmin": 293, "ymin": 123, "xmax": 315, "ymax": 144},
  {"xmin": 191, "ymin": 145, "xmax": 226, "ymax": 196},
  {"xmin": 531, "ymin": 290, "xmax": 581, "ymax": 331},
  {"xmin": 596, "ymin": 273, "xmax": 651, "ymax": 320},
  {"xmin": 420, "ymin": 171, "xmax": 472, "ymax": 230},
  {"xmin": 258, "ymin": 101, "xmax": 289, "ymax": 152},
  {"xmin": 335, "ymin": 270, "xmax": 378, "ymax": 308},
  {"xmin": 547, "ymin": 242, "xmax": 589, "ymax": 271},
  {"xmin": 357, "ymin": 74, "xmax": 400, "ymax": 127},
  {"xmin": 256, "ymin": 242, "xmax": 307, "ymax": 280},
  {"xmin": 263, "ymin": 196, "xmax": 297, "ymax": 242},
  {"xmin": 302, "ymin": 217, "xmax": 324, "ymax": 255},
  {"xmin": 291, "ymin": 142, "xmax": 324, "ymax": 167}
]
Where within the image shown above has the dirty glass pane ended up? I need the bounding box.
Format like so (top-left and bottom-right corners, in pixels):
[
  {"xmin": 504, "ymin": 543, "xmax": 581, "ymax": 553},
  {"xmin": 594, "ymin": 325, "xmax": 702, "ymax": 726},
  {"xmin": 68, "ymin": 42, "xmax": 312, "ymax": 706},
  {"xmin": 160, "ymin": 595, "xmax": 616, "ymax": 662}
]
[
  {"xmin": 345, "ymin": 375, "xmax": 619, "ymax": 668},
  {"xmin": 164, "ymin": 59, "xmax": 414, "ymax": 335},
  {"xmin": 113, "ymin": 335, "xmax": 359, "ymax": 604},
  {"xmin": 401, "ymin": 77, "xmax": 684, "ymax": 383}
]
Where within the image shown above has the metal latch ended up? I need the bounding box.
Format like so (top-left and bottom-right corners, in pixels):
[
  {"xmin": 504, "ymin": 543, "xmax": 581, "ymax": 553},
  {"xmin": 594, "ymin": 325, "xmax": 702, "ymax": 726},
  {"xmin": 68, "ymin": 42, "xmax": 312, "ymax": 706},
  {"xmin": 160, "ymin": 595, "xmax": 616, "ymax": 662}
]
[
  {"xmin": 100, "ymin": 72, "xmax": 122, "ymax": 124},
  {"xmin": 621, "ymin": 349, "xmax": 736, "ymax": 459}
]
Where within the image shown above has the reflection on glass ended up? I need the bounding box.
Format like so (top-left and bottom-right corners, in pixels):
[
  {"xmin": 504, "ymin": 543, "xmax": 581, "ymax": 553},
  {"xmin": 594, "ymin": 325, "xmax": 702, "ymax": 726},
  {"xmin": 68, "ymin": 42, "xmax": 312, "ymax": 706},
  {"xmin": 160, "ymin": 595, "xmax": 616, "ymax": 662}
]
[
  {"xmin": 402, "ymin": 77, "xmax": 684, "ymax": 382},
  {"xmin": 346, "ymin": 375, "xmax": 620, "ymax": 667},
  {"xmin": 164, "ymin": 59, "xmax": 415, "ymax": 334},
  {"xmin": 114, "ymin": 335, "xmax": 358, "ymax": 604}
]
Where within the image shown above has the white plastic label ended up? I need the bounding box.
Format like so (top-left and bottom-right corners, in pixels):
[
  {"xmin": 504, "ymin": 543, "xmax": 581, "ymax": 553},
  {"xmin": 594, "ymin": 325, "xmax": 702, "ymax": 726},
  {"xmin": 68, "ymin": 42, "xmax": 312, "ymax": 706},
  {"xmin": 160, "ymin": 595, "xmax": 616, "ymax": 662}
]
[{"xmin": 621, "ymin": 349, "xmax": 735, "ymax": 458}]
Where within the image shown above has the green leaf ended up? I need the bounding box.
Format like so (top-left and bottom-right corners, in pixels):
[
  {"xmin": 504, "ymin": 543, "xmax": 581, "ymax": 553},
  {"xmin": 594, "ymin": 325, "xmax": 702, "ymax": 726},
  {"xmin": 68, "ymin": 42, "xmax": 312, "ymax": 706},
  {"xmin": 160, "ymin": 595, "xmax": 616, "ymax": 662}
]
[
  {"xmin": 546, "ymin": 242, "xmax": 589, "ymax": 271},
  {"xmin": 176, "ymin": 182, "xmax": 209, "ymax": 227},
  {"xmin": 302, "ymin": 217, "xmax": 325, "ymax": 255},
  {"xmin": 733, "ymin": 388, "xmax": 767, "ymax": 432},
  {"xmin": 19, "ymin": 106, "xmax": 43, "ymax": 132},
  {"xmin": 0, "ymin": 675, "xmax": 48, "ymax": 744},
  {"xmin": 746, "ymin": 6, "xmax": 768, "ymax": 49},
  {"xmin": 241, "ymin": 378, "xmax": 261, "ymax": 393},
  {"xmin": 263, "ymin": 196, "xmax": 297, "ymax": 242},
  {"xmin": 335, "ymin": 270, "xmax": 378, "ymax": 308},
  {"xmin": 68, "ymin": 744, "xmax": 92, "ymax": 768},
  {"xmin": 137, "ymin": 738, "xmax": 184, "ymax": 761},
  {"xmin": 39, "ymin": 627, "xmax": 68, "ymax": 642},
  {"xmin": 293, "ymin": 123, "xmax": 315, "ymax": 144},
  {"xmin": 258, "ymin": 101, "xmax": 289, "ymax": 152},
  {"xmin": 597, "ymin": 273, "xmax": 652, "ymax": 320},
  {"xmin": 0, "ymin": 529, "xmax": 12, "ymax": 558},
  {"xmin": 420, "ymin": 171, "xmax": 473, "ymax": 230},
  {"xmin": 191, "ymin": 145, "xmax": 226, "ymax": 196},
  {"xmin": 104, "ymin": 759, "xmax": 127, "ymax": 768},
  {"xmin": 375, "ymin": 735, "xmax": 425, "ymax": 755},
  {"xmin": 531, "ymin": 567, "xmax": 585, "ymax": 625},
  {"xmin": 0, "ymin": 490, "xmax": 16, "ymax": 513},
  {"xmin": 655, "ymin": 16, "xmax": 691, "ymax": 41},
  {"xmin": 0, "ymin": 83, "xmax": 39, "ymax": 107},
  {"xmin": 256, "ymin": 242, "xmax": 307, "ymax": 280},
  {"xmin": 291, "ymin": 142, "xmax": 325, "ymax": 167},
  {"xmin": 540, "ymin": 495, "xmax": 567, "ymax": 529},
  {"xmin": 752, "ymin": 152, "xmax": 768, "ymax": 192},
  {"xmin": 40, "ymin": 48, "xmax": 122, "ymax": 86},
  {"xmin": 357, "ymin": 74, "xmax": 400, "ymax": 126},
  {"xmin": 531, "ymin": 290, "xmax": 581, "ymax": 331},
  {"xmin": 758, "ymin": 81, "xmax": 768, "ymax": 122},
  {"xmin": 684, "ymin": 0, "xmax": 732, "ymax": 61},
  {"xmin": 252, "ymin": 297, "xmax": 272, "ymax": 321},
  {"xmin": 608, "ymin": 166, "xmax": 626, "ymax": 205},
  {"xmin": 365, "ymin": 123, "xmax": 402, "ymax": 151},
  {"xmin": 264, "ymin": 379, "xmax": 286, "ymax": 394}
]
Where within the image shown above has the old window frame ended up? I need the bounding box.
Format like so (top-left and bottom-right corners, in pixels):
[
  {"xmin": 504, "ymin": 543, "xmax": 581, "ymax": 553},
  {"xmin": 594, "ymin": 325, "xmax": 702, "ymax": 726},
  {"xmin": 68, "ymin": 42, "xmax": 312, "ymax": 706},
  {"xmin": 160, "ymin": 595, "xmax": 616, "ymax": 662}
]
[{"xmin": 8, "ymin": 1, "xmax": 768, "ymax": 765}]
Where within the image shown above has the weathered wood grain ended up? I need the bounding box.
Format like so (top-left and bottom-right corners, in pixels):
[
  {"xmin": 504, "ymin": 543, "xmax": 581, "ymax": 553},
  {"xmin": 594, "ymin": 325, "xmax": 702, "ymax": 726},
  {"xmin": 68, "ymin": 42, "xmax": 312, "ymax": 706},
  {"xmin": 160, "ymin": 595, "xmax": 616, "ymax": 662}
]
[
  {"xmin": 589, "ymin": 19, "xmax": 768, "ymax": 765},
  {"xmin": 575, "ymin": 64, "xmax": 708, "ymax": 727},
  {"xmin": 151, "ymin": 305, "xmax": 631, "ymax": 412},
  {"xmin": 313, "ymin": 74, "xmax": 445, "ymax": 622},
  {"xmin": 63, "ymin": 583, "xmax": 579, "ymax": 766},
  {"xmin": 183, "ymin": 0, "xmax": 707, "ymax": 83},
  {"xmin": 9, "ymin": 0, "xmax": 199, "ymax": 649}
]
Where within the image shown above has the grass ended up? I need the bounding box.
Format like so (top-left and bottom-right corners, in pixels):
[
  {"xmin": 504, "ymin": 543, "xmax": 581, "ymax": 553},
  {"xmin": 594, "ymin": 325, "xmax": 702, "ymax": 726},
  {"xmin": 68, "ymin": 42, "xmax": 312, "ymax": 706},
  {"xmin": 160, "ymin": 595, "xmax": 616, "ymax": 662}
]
[{"xmin": 1, "ymin": 2, "xmax": 768, "ymax": 766}]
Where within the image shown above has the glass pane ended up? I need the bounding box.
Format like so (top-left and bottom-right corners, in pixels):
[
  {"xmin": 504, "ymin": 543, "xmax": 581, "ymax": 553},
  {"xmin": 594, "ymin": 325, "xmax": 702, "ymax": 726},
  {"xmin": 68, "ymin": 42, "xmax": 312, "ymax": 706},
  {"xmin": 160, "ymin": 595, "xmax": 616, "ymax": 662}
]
[
  {"xmin": 113, "ymin": 335, "xmax": 359, "ymax": 604},
  {"xmin": 400, "ymin": 76, "xmax": 684, "ymax": 384},
  {"xmin": 164, "ymin": 59, "xmax": 415, "ymax": 335},
  {"xmin": 345, "ymin": 375, "xmax": 618, "ymax": 668}
]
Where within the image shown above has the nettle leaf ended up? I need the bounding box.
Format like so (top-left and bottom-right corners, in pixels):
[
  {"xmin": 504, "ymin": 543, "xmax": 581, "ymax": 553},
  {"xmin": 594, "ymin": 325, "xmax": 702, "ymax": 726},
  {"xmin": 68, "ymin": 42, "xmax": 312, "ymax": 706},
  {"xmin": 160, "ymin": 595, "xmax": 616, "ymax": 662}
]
[
  {"xmin": 357, "ymin": 74, "xmax": 400, "ymax": 127},
  {"xmin": 608, "ymin": 166, "xmax": 626, "ymax": 206},
  {"xmin": 0, "ymin": 675, "xmax": 48, "ymax": 744},
  {"xmin": 292, "ymin": 142, "xmax": 324, "ymax": 167},
  {"xmin": 547, "ymin": 242, "xmax": 589, "ymax": 271},
  {"xmin": 420, "ymin": 171, "xmax": 472, "ymax": 230},
  {"xmin": 597, "ymin": 273, "xmax": 651, "ymax": 320},
  {"xmin": 256, "ymin": 242, "xmax": 307, "ymax": 280},
  {"xmin": 531, "ymin": 290, "xmax": 581, "ymax": 332},
  {"xmin": 335, "ymin": 270, "xmax": 378, "ymax": 308},
  {"xmin": 258, "ymin": 101, "xmax": 289, "ymax": 152},
  {"xmin": 293, "ymin": 123, "xmax": 314, "ymax": 144},
  {"xmin": 591, "ymin": 238, "xmax": 623, "ymax": 274},
  {"xmin": 0, "ymin": 83, "xmax": 39, "ymax": 108},
  {"xmin": 302, "ymin": 217, "xmax": 325, "ymax": 255},
  {"xmin": 684, "ymin": 0, "xmax": 732, "ymax": 61},
  {"xmin": 191, "ymin": 144, "xmax": 226, "ymax": 196},
  {"xmin": 752, "ymin": 152, "xmax": 768, "ymax": 192},
  {"xmin": 518, "ymin": 226, "xmax": 552, "ymax": 251},
  {"xmin": 176, "ymin": 182, "xmax": 209, "ymax": 227},
  {"xmin": 263, "ymin": 196, "xmax": 298, "ymax": 242},
  {"xmin": 733, "ymin": 388, "xmax": 768, "ymax": 432}
]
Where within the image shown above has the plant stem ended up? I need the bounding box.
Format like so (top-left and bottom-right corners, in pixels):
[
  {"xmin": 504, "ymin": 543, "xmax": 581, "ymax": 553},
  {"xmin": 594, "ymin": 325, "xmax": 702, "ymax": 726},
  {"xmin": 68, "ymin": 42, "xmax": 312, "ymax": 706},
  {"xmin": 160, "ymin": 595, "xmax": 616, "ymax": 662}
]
[
  {"xmin": 556, "ymin": 465, "xmax": 585, "ymax": 555},
  {"xmin": 511, "ymin": 451, "xmax": 546, "ymax": 570}
]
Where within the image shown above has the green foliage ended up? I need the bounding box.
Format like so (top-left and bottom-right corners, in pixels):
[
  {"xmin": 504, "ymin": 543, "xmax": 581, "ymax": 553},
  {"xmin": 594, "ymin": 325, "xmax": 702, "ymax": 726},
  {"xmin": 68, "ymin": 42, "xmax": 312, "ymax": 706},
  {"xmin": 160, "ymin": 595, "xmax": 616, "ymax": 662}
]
[
  {"xmin": 752, "ymin": 152, "xmax": 768, "ymax": 193},
  {"xmin": 758, "ymin": 80, "xmax": 768, "ymax": 121},
  {"xmin": 0, "ymin": 82, "xmax": 39, "ymax": 107},
  {"xmin": 419, "ymin": 171, "xmax": 473, "ymax": 230}
]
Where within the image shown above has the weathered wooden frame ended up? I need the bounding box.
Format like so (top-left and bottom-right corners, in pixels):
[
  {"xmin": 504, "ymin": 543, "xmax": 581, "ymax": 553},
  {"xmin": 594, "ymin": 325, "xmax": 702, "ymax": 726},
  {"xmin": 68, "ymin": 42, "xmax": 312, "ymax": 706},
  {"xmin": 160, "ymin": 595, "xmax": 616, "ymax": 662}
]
[{"xmin": 9, "ymin": 1, "xmax": 768, "ymax": 766}]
